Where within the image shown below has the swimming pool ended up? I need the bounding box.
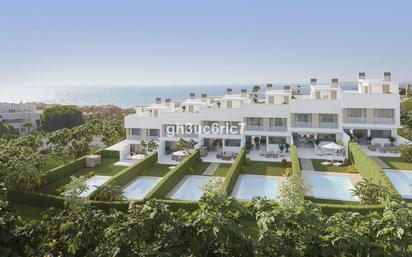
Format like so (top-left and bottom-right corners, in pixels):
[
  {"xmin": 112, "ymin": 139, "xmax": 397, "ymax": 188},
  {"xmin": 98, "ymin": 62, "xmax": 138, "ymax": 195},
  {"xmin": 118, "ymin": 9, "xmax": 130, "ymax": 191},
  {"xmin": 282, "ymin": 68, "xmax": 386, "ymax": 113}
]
[
  {"xmin": 231, "ymin": 174, "xmax": 281, "ymax": 200},
  {"xmin": 306, "ymin": 174, "xmax": 358, "ymax": 201},
  {"xmin": 384, "ymin": 170, "xmax": 412, "ymax": 199},
  {"xmin": 168, "ymin": 175, "xmax": 220, "ymax": 201},
  {"xmin": 123, "ymin": 176, "xmax": 162, "ymax": 200},
  {"xmin": 79, "ymin": 175, "xmax": 111, "ymax": 197}
]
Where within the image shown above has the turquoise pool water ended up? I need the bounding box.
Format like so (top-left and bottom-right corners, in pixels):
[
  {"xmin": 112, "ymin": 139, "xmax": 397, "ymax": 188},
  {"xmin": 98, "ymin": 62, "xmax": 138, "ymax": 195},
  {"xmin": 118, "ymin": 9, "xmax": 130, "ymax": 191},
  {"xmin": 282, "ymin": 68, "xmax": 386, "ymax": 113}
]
[
  {"xmin": 79, "ymin": 175, "xmax": 111, "ymax": 197},
  {"xmin": 123, "ymin": 176, "xmax": 162, "ymax": 200},
  {"xmin": 232, "ymin": 174, "xmax": 280, "ymax": 200},
  {"xmin": 385, "ymin": 170, "xmax": 412, "ymax": 199},
  {"xmin": 307, "ymin": 174, "xmax": 358, "ymax": 201},
  {"xmin": 169, "ymin": 176, "xmax": 219, "ymax": 201}
]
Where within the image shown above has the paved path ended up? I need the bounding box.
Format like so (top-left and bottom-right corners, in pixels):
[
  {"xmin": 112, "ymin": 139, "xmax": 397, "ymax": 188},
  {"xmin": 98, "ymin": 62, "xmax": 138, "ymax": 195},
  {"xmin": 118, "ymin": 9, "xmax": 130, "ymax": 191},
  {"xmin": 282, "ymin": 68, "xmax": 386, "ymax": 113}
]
[
  {"xmin": 370, "ymin": 156, "xmax": 390, "ymax": 169},
  {"xmin": 203, "ymin": 162, "xmax": 220, "ymax": 175},
  {"xmin": 300, "ymin": 158, "xmax": 314, "ymax": 170}
]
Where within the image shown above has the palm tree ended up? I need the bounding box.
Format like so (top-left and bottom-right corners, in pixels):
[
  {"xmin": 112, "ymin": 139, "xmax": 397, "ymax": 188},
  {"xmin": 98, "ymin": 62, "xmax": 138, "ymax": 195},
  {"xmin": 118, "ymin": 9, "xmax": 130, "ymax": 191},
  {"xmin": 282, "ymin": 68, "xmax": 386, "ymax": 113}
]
[{"xmin": 351, "ymin": 178, "xmax": 390, "ymax": 205}]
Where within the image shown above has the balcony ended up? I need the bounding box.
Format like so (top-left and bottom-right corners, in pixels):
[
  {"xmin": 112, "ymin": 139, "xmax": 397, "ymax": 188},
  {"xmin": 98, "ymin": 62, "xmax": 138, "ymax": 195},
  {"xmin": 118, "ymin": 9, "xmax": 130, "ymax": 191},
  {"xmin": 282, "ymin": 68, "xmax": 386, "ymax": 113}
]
[
  {"xmin": 374, "ymin": 117, "xmax": 394, "ymax": 125},
  {"xmin": 294, "ymin": 122, "xmax": 312, "ymax": 128},
  {"xmin": 346, "ymin": 117, "xmax": 367, "ymax": 124},
  {"xmin": 129, "ymin": 135, "xmax": 142, "ymax": 140},
  {"xmin": 319, "ymin": 122, "xmax": 338, "ymax": 129},
  {"xmin": 245, "ymin": 125, "xmax": 263, "ymax": 131},
  {"xmin": 146, "ymin": 135, "xmax": 160, "ymax": 141},
  {"xmin": 269, "ymin": 126, "xmax": 287, "ymax": 132}
]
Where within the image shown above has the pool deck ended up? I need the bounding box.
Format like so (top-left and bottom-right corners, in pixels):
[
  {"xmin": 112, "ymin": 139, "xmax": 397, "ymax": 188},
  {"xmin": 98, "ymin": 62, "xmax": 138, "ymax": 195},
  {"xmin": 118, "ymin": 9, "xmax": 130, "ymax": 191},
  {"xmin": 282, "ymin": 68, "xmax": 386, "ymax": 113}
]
[{"xmin": 302, "ymin": 170, "xmax": 362, "ymax": 199}]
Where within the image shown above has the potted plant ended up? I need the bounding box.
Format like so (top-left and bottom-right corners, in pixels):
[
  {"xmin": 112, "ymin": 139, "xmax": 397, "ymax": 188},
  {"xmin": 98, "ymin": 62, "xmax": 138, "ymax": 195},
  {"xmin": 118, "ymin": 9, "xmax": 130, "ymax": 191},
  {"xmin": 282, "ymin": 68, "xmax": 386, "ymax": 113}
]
[
  {"xmin": 278, "ymin": 144, "xmax": 285, "ymax": 153},
  {"xmin": 182, "ymin": 106, "xmax": 186, "ymax": 112},
  {"xmin": 284, "ymin": 143, "xmax": 290, "ymax": 153},
  {"xmin": 367, "ymin": 135, "xmax": 373, "ymax": 145},
  {"xmin": 389, "ymin": 136, "xmax": 396, "ymax": 146}
]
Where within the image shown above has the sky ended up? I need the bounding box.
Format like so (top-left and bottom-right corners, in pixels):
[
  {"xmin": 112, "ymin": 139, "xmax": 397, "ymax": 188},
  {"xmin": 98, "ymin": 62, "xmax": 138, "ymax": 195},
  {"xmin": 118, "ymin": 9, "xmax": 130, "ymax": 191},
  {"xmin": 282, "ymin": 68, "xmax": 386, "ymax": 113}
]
[{"xmin": 0, "ymin": 0, "xmax": 411, "ymax": 87}]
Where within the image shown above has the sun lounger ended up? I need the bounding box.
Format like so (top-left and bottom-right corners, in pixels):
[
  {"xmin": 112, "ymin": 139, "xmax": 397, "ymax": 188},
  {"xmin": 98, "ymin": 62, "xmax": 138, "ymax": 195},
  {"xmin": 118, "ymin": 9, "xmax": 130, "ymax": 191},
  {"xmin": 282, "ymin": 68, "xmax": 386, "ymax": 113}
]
[{"xmin": 222, "ymin": 151, "xmax": 233, "ymax": 160}]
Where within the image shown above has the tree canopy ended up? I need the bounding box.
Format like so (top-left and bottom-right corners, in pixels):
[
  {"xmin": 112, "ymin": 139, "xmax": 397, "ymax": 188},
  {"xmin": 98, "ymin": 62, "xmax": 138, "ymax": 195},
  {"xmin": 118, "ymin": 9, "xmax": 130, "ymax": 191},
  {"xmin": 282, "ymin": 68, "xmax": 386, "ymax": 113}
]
[{"xmin": 41, "ymin": 105, "xmax": 85, "ymax": 132}]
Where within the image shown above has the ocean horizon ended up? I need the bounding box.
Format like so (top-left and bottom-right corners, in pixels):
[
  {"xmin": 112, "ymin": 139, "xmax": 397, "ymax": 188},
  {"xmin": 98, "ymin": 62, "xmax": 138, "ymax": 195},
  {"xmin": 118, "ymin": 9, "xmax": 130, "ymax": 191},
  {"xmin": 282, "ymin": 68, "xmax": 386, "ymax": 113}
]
[{"xmin": 1, "ymin": 83, "xmax": 362, "ymax": 108}]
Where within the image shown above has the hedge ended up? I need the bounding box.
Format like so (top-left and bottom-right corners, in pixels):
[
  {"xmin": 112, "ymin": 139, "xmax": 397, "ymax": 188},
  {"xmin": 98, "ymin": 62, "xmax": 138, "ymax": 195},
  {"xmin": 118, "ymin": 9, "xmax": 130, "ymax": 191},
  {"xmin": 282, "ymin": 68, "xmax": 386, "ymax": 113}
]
[
  {"xmin": 145, "ymin": 150, "xmax": 200, "ymax": 199},
  {"xmin": 7, "ymin": 189, "xmax": 65, "ymax": 209},
  {"xmin": 40, "ymin": 156, "xmax": 88, "ymax": 187},
  {"xmin": 105, "ymin": 152, "xmax": 156, "ymax": 188},
  {"xmin": 100, "ymin": 149, "xmax": 120, "ymax": 159},
  {"xmin": 290, "ymin": 145, "xmax": 301, "ymax": 176},
  {"xmin": 348, "ymin": 142, "xmax": 400, "ymax": 197},
  {"xmin": 223, "ymin": 148, "xmax": 246, "ymax": 195}
]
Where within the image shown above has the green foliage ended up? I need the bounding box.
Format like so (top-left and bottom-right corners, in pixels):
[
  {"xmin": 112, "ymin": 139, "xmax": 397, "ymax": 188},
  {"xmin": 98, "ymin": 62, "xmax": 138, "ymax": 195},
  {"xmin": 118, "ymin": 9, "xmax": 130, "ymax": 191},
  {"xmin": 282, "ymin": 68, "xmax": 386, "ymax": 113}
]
[
  {"xmin": 223, "ymin": 148, "xmax": 246, "ymax": 194},
  {"xmin": 0, "ymin": 121, "xmax": 16, "ymax": 137},
  {"xmin": 278, "ymin": 172, "xmax": 306, "ymax": 210},
  {"xmin": 91, "ymin": 184, "xmax": 124, "ymax": 201},
  {"xmin": 290, "ymin": 145, "xmax": 301, "ymax": 176},
  {"xmin": 349, "ymin": 142, "xmax": 400, "ymax": 197},
  {"xmin": 397, "ymin": 142, "xmax": 412, "ymax": 163},
  {"xmin": 0, "ymin": 201, "xmax": 25, "ymax": 257},
  {"xmin": 41, "ymin": 105, "xmax": 84, "ymax": 132},
  {"xmin": 351, "ymin": 178, "xmax": 391, "ymax": 205},
  {"xmin": 176, "ymin": 138, "xmax": 196, "ymax": 152}
]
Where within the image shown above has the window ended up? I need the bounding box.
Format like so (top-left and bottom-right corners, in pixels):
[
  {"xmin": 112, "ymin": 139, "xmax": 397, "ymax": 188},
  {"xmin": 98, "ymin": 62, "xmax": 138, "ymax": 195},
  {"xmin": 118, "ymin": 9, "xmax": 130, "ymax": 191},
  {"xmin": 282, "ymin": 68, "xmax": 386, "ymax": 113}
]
[
  {"xmin": 295, "ymin": 114, "xmax": 311, "ymax": 122},
  {"xmin": 268, "ymin": 136, "xmax": 286, "ymax": 144},
  {"xmin": 347, "ymin": 108, "xmax": 366, "ymax": 117},
  {"xmin": 319, "ymin": 114, "xmax": 336, "ymax": 123},
  {"xmin": 148, "ymin": 129, "xmax": 159, "ymax": 137},
  {"xmin": 374, "ymin": 109, "xmax": 393, "ymax": 118},
  {"xmin": 247, "ymin": 117, "xmax": 262, "ymax": 126},
  {"xmin": 224, "ymin": 139, "xmax": 241, "ymax": 147},
  {"xmin": 8, "ymin": 109, "xmax": 15, "ymax": 113},
  {"xmin": 383, "ymin": 84, "xmax": 390, "ymax": 94},
  {"xmin": 226, "ymin": 100, "xmax": 232, "ymax": 108},
  {"xmin": 270, "ymin": 118, "xmax": 286, "ymax": 127},
  {"xmin": 131, "ymin": 128, "xmax": 141, "ymax": 135},
  {"xmin": 370, "ymin": 130, "xmax": 391, "ymax": 138}
]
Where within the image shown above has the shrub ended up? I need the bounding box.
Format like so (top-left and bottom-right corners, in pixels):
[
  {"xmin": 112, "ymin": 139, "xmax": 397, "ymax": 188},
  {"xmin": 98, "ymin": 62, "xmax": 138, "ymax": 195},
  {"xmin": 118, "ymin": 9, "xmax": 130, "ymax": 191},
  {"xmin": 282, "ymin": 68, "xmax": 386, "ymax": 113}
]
[
  {"xmin": 351, "ymin": 178, "xmax": 391, "ymax": 205},
  {"xmin": 41, "ymin": 105, "xmax": 85, "ymax": 132},
  {"xmin": 240, "ymin": 165, "xmax": 247, "ymax": 173},
  {"xmin": 397, "ymin": 143, "xmax": 412, "ymax": 163},
  {"xmin": 281, "ymin": 158, "xmax": 288, "ymax": 167},
  {"xmin": 346, "ymin": 165, "xmax": 357, "ymax": 173},
  {"xmin": 283, "ymin": 167, "xmax": 292, "ymax": 177},
  {"xmin": 187, "ymin": 167, "xmax": 194, "ymax": 174},
  {"xmin": 91, "ymin": 184, "xmax": 124, "ymax": 201}
]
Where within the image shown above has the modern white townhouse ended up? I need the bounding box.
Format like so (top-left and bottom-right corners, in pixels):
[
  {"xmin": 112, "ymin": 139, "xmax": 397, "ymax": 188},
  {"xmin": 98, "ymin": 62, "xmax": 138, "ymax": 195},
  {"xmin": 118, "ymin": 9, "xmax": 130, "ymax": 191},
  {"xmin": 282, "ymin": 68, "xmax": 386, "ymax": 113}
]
[
  {"xmin": 0, "ymin": 102, "xmax": 40, "ymax": 135},
  {"xmin": 118, "ymin": 72, "xmax": 401, "ymax": 164}
]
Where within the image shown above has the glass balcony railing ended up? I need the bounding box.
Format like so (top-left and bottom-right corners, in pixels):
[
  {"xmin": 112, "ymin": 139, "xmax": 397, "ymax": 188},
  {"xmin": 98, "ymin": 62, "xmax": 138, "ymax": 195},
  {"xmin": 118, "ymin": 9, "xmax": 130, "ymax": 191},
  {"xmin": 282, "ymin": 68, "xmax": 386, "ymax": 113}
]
[
  {"xmin": 294, "ymin": 122, "xmax": 312, "ymax": 128},
  {"xmin": 245, "ymin": 125, "xmax": 263, "ymax": 131},
  {"xmin": 374, "ymin": 117, "xmax": 394, "ymax": 124},
  {"xmin": 346, "ymin": 117, "xmax": 367, "ymax": 124},
  {"xmin": 269, "ymin": 126, "xmax": 287, "ymax": 132},
  {"xmin": 146, "ymin": 135, "xmax": 160, "ymax": 140},
  {"xmin": 319, "ymin": 122, "xmax": 338, "ymax": 128},
  {"xmin": 129, "ymin": 135, "xmax": 142, "ymax": 140}
]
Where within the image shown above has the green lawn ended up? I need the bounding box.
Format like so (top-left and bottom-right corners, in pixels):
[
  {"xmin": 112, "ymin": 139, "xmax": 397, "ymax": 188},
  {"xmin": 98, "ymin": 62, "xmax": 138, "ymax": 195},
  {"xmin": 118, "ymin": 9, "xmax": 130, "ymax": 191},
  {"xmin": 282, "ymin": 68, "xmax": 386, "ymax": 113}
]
[
  {"xmin": 191, "ymin": 162, "xmax": 211, "ymax": 175},
  {"xmin": 41, "ymin": 156, "xmax": 67, "ymax": 172},
  {"xmin": 140, "ymin": 163, "xmax": 171, "ymax": 177},
  {"xmin": 244, "ymin": 161, "xmax": 286, "ymax": 176},
  {"xmin": 213, "ymin": 164, "xmax": 232, "ymax": 177},
  {"xmin": 311, "ymin": 159, "xmax": 356, "ymax": 173},
  {"xmin": 380, "ymin": 157, "xmax": 412, "ymax": 170},
  {"xmin": 38, "ymin": 157, "xmax": 126, "ymax": 195}
]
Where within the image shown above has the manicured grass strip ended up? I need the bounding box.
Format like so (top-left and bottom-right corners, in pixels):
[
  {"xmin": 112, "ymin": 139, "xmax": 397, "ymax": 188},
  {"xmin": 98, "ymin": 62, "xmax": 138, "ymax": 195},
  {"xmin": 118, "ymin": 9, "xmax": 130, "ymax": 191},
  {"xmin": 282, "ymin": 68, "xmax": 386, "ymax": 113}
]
[
  {"xmin": 213, "ymin": 164, "xmax": 232, "ymax": 177},
  {"xmin": 379, "ymin": 156, "xmax": 412, "ymax": 170},
  {"xmin": 100, "ymin": 149, "xmax": 120, "ymax": 159},
  {"xmin": 291, "ymin": 145, "xmax": 302, "ymax": 176},
  {"xmin": 191, "ymin": 162, "xmax": 211, "ymax": 175},
  {"xmin": 349, "ymin": 142, "xmax": 400, "ymax": 197},
  {"xmin": 139, "ymin": 163, "xmax": 171, "ymax": 177},
  {"xmin": 223, "ymin": 148, "xmax": 246, "ymax": 195},
  {"xmin": 244, "ymin": 161, "xmax": 286, "ymax": 176},
  {"xmin": 145, "ymin": 150, "xmax": 201, "ymax": 199},
  {"xmin": 38, "ymin": 158, "xmax": 126, "ymax": 195},
  {"xmin": 99, "ymin": 152, "xmax": 158, "ymax": 188},
  {"xmin": 311, "ymin": 159, "xmax": 356, "ymax": 173}
]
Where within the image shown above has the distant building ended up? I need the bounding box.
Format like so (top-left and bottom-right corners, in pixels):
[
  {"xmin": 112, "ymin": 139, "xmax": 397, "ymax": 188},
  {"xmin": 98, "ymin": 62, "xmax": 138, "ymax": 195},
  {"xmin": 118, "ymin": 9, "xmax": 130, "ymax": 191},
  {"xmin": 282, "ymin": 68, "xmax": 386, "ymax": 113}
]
[{"xmin": 0, "ymin": 102, "xmax": 40, "ymax": 135}]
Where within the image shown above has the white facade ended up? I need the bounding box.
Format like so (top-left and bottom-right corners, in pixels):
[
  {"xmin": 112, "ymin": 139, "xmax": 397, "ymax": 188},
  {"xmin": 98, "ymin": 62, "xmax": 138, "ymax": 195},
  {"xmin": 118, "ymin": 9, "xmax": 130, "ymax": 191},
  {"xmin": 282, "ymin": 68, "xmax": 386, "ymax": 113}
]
[
  {"xmin": 123, "ymin": 72, "xmax": 400, "ymax": 163},
  {"xmin": 0, "ymin": 102, "xmax": 40, "ymax": 135}
]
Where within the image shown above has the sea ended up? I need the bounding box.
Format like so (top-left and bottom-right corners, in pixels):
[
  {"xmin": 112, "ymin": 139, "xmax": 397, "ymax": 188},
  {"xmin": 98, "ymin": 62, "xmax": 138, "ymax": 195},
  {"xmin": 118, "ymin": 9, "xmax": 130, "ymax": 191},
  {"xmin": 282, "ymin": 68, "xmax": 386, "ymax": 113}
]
[{"xmin": 0, "ymin": 83, "xmax": 360, "ymax": 108}]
